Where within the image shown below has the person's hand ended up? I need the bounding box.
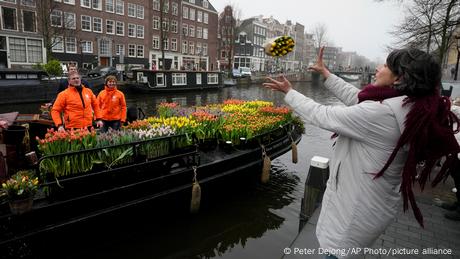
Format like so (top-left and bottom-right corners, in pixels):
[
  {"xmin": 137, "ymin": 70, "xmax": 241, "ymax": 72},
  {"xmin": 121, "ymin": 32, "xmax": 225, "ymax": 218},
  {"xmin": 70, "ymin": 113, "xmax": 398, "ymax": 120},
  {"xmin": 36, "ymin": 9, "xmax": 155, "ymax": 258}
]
[
  {"xmin": 308, "ymin": 46, "xmax": 331, "ymax": 78},
  {"xmin": 96, "ymin": 120, "xmax": 104, "ymax": 128},
  {"xmin": 263, "ymin": 75, "xmax": 293, "ymax": 94},
  {"xmin": 58, "ymin": 125, "xmax": 65, "ymax": 132}
]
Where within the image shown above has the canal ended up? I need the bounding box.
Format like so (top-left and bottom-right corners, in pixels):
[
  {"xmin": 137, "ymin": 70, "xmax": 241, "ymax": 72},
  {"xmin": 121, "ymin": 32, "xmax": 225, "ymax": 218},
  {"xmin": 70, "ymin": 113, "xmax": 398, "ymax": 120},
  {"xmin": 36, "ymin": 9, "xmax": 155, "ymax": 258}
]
[{"xmin": 4, "ymin": 80, "xmax": 349, "ymax": 259}]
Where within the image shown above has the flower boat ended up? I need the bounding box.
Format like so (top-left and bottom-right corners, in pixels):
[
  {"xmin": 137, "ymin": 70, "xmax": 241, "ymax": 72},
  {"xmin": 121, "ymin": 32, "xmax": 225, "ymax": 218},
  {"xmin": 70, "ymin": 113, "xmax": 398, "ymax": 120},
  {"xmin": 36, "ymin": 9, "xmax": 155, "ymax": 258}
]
[{"xmin": 0, "ymin": 100, "xmax": 303, "ymax": 246}]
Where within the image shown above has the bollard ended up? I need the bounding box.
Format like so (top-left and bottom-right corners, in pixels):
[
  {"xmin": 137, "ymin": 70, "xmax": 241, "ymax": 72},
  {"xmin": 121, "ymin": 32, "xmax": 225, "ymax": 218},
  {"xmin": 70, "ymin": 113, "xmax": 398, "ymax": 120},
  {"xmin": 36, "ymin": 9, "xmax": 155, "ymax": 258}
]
[{"xmin": 299, "ymin": 156, "xmax": 329, "ymax": 231}]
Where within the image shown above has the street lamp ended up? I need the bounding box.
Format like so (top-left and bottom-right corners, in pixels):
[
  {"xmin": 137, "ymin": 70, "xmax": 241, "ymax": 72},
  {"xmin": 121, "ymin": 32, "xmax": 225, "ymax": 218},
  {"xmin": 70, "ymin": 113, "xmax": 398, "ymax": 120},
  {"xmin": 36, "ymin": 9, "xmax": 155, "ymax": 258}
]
[{"xmin": 455, "ymin": 34, "xmax": 460, "ymax": 81}]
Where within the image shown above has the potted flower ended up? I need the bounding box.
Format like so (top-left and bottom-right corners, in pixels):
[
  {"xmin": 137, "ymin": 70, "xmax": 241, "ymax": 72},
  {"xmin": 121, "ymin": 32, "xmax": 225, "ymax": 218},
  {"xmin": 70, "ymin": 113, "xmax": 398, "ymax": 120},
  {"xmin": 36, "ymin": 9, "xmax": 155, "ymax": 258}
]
[{"xmin": 1, "ymin": 170, "xmax": 39, "ymax": 215}]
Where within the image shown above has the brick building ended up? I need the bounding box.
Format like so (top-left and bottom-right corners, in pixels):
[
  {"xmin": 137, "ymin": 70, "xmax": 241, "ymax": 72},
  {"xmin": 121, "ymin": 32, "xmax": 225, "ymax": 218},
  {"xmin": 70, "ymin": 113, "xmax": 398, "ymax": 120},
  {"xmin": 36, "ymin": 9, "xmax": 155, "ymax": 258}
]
[{"xmin": 217, "ymin": 5, "xmax": 236, "ymax": 71}]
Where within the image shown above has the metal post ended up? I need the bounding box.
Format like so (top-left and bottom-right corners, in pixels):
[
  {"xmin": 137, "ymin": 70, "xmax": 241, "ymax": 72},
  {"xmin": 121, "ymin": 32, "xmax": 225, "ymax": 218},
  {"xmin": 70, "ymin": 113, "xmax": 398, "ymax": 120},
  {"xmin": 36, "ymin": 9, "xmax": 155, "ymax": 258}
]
[
  {"xmin": 455, "ymin": 35, "xmax": 460, "ymax": 81},
  {"xmin": 299, "ymin": 156, "xmax": 329, "ymax": 231}
]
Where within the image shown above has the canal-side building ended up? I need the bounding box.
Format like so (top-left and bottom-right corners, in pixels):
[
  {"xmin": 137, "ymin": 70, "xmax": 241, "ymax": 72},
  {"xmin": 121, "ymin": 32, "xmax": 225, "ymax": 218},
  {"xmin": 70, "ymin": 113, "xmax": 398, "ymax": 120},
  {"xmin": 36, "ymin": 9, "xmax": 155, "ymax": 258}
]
[
  {"xmin": 234, "ymin": 17, "xmax": 267, "ymax": 72},
  {"xmin": 149, "ymin": 0, "xmax": 219, "ymax": 71},
  {"xmin": 0, "ymin": 0, "xmax": 45, "ymax": 68},
  {"xmin": 217, "ymin": 5, "xmax": 236, "ymax": 72},
  {"xmin": 304, "ymin": 33, "xmax": 316, "ymax": 67}
]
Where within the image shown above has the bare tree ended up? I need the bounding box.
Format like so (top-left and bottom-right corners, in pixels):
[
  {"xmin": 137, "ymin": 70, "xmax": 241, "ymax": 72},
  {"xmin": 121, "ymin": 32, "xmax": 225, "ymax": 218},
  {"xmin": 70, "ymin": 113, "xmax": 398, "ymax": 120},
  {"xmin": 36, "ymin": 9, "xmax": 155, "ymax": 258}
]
[
  {"xmin": 37, "ymin": 0, "xmax": 78, "ymax": 60},
  {"xmin": 312, "ymin": 23, "xmax": 328, "ymax": 48},
  {"xmin": 386, "ymin": 0, "xmax": 460, "ymax": 63}
]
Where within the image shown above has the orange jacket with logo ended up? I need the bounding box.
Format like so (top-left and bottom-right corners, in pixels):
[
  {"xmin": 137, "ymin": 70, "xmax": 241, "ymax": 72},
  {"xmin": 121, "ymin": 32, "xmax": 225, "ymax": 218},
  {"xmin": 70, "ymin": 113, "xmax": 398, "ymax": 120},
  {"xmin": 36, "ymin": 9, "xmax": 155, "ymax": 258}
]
[
  {"xmin": 97, "ymin": 86, "xmax": 127, "ymax": 122},
  {"xmin": 51, "ymin": 86, "xmax": 101, "ymax": 128}
]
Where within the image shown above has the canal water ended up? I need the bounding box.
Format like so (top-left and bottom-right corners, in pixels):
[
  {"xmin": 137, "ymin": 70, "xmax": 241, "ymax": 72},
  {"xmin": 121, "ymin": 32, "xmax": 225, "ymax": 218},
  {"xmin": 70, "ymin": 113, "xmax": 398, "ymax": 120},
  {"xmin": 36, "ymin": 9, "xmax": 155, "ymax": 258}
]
[{"xmin": 4, "ymin": 80, "xmax": 349, "ymax": 259}]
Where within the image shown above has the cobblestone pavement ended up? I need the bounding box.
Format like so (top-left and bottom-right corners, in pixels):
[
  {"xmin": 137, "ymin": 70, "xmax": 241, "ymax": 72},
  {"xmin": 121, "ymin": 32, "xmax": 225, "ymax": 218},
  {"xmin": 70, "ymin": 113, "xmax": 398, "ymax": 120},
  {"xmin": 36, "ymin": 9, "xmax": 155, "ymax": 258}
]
[{"xmin": 284, "ymin": 177, "xmax": 460, "ymax": 259}]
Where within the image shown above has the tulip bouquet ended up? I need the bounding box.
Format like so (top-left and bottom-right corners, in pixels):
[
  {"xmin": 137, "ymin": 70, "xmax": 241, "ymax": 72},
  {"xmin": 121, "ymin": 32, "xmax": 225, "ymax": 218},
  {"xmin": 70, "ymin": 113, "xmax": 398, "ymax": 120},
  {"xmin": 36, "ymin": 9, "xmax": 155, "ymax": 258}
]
[
  {"xmin": 264, "ymin": 36, "xmax": 295, "ymax": 57},
  {"xmin": 2, "ymin": 170, "xmax": 39, "ymax": 200}
]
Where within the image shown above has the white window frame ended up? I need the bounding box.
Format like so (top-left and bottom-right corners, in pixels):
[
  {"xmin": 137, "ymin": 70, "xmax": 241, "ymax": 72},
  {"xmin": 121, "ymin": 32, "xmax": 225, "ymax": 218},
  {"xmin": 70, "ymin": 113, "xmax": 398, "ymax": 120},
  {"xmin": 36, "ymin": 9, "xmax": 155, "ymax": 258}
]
[
  {"xmin": 172, "ymin": 2, "xmax": 178, "ymax": 16},
  {"xmin": 63, "ymin": 12, "xmax": 76, "ymax": 29},
  {"xmin": 81, "ymin": 15, "xmax": 91, "ymax": 31},
  {"xmin": 128, "ymin": 44, "xmax": 136, "ymax": 57},
  {"xmin": 93, "ymin": 17, "xmax": 102, "ymax": 33},
  {"xmin": 116, "ymin": 21, "xmax": 124, "ymax": 36},
  {"xmin": 189, "ymin": 25, "xmax": 195, "ymax": 37},
  {"xmin": 153, "ymin": 16, "xmax": 160, "ymax": 30},
  {"xmin": 196, "ymin": 73, "xmax": 201, "ymax": 84},
  {"xmin": 22, "ymin": 10, "xmax": 36, "ymax": 32},
  {"xmin": 128, "ymin": 23, "xmax": 136, "ymax": 37},
  {"xmin": 65, "ymin": 37, "xmax": 77, "ymax": 53},
  {"xmin": 105, "ymin": 0, "xmax": 114, "ymax": 13},
  {"xmin": 170, "ymin": 20, "xmax": 177, "ymax": 33},
  {"xmin": 203, "ymin": 28, "xmax": 208, "ymax": 39},
  {"xmin": 51, "ymin": 36, "xmax": 64, "ymax": 53},
  {"xmin": 152, "ymin": 36, "xmax": 159, "ymax": 49},
  {"xmin": 156, "ymin": 73, "xmax": 165, "ymax": 87},
  {"xmin": 81, "ymin": 41, "xmax": 93, "ymax": 53},
  {"xmin": 106, "ymin": 19, "xmax": 115, "ymax": 34},
  {"xmin": 92, "ymin": 0, "xmax": 102, "ymax": 10},
  {"xmin": 137, "ymin": 45, "xmax": 144, "ymax": 58},
  {"xmin": 171, "ymin": 38, "xmax": 177, "ymax": 51},
  {"xmin": 172, "ymin": 73, "xmax": 186, "ymax": 86},
  {"xmin": 21, "ymin": 0, "xmax": 35, "ymax": 7},
  {"xmin": 203, "ymin": 13, "xmax": 208, "ymax": 24},
  {"xmin": 207, "ymin": 73, "xmax": 218, "ymax": 85},
  {"xmin": 202, "ymin": 0, "xmax": 208, "ymax": 8},
  {"xmin": 136, "ymin": 25, "xmax": 144, "ymax": 39},
  {"xmin": 115, "ymin": 44, "xmax": 124, "ymax": 56},
  {"xmin": 80, "ymin": 0, "xmax": 90, "ymax": 8},
  {"xmin": 163, "ymin": 38, "xmax": 169, "ymax": 50},
  {"xmin": 182, "ymin": 6, "xmax": 188, "ymax": 19},
  {"xmin": 127, "ymin": 3, "xmax": 135, "ymax": 17},
  {"xmin": 136, "ymin": 4, "xmax": 144, "ymax": 19},
  {"xmin": 115, "ymin": 0, "xmax": 124, "ymax": 15},
  {"xmin": 189, "ymin": 8, "xmax": 195, "ymax": 21},
  {"xmin": 50, "ymin": 9, "xmax": 63, "ymax": 27},
  {"xmin": 197, "ymin": 10, "xmax": 202, "ymax": 22},
  {"xmin": 188, "ymin": 41, "xmax": 194, "ymax": 55},
  {"xmin": 63, "ymin": 0, "xmax": 75, "ymax": 4}
]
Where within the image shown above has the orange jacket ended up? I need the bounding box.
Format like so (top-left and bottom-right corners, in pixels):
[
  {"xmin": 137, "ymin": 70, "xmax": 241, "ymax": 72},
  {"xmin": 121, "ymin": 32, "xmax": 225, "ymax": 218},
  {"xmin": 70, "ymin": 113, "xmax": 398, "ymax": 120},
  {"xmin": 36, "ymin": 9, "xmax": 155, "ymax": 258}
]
[
  {"xmin": 51, "ymin": 86, "xmax": 101, "ymax": 129},
  {"xmin": 97, "ymin": 86, "xmax": 127, "ymax": 122}
]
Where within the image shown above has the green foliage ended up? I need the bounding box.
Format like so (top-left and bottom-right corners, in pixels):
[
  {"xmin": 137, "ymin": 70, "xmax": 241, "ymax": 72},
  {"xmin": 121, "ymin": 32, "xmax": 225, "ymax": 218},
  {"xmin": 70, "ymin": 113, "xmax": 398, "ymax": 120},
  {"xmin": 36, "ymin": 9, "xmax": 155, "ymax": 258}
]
[{"xmin": 43, "ymin": 59, "xmax": 63, "ymax": 77}]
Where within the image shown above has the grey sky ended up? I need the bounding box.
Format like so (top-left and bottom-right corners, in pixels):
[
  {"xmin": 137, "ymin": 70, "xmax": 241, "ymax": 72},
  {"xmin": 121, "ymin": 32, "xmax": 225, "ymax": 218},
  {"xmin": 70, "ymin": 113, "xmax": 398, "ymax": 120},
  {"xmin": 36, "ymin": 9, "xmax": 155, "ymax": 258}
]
[{"xmin": 212, "ymin": 0, "xmax": 405, "ymax": 63}]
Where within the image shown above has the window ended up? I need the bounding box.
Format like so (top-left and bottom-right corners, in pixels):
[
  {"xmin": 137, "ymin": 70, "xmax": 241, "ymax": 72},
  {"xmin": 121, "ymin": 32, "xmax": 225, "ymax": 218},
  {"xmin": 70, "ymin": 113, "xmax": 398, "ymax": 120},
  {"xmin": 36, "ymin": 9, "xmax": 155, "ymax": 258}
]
[
  {"xmin": 196, "ymin": 73, "xmax": 201, "ymax": 84},
  {"xmin": 170, "ymin": 20, "xmax": 177, "ymax": 33},
  {"xmin": 51, "ymin": 10, "xmax": 62, "ymax": 27},
  {"xmin": 197, "ymin": 11, "xmax": 202, "ymax": 22},
  {"xmin": 136, "ymin": 25, "xmax": 144, "ymax": 38},
  {"xmin": 51, "ymin": 37, "xmax": 64, "ymax": 52},
  {"xmin": 115, "ymin": 0, "xmax": 124, "ymax": 15},
  {"xmin": 162, "ymin": 18, "xmax": 169, "ymax": 31},
  {"xmin": 203, "ymin": 13, "xmax": 208, "ymax": 24},
  {"xmin": 1, "ymin": 0, "xmax": 16, "ymax": 3},
  {"xmin": 188, "ymin": 41, "xmax": 194, "ymax": 55},
  {"xmin": 99, "ymin": 39, "xmax": 110, "ymax": 55},
  {"xmin": 196, "ymin": 27, "xmax": 202, "ymax": 38},
  {"xmin": 106, "ymin": 20, "xmax": 114, "ymax": 34},
  {"xmin": 172, "ymin": 2, "xmax": 178, "ymax": 15},
  {"xmin": 9, "ymin": 37, "xmax": 26, "ymax": 62},
  {"xmin": 156, "ymin": 73, "xmax": 165, "ymax": 86},
  {"xmin": 182, "ymin": 40, "xmax": 187, "ymax": 54},
  {"xmin": 93, "ymin": 17, "xmax": 102, "ymax": 33},
  {"xmin": 189, "ymin": 8, "xmax": 195, "ymax": 21},
  {"xmin": 196, "ymin": 42, "xmax": 201, "ymax": 55},
  {"xmin": 202, "ymin": 0, "xmax": 208, "ymax": 8},
  {"xmin": 182, "ymin": 6, "xmax": 188, "ymax": 19},
  {"xmin": 92, "ymin": 0, "xmax": 101, "ymax": 10},
  {"xmin": 153, "ymin": 16, "xmax": 160, "ymax": 30},
  {"xmin": 128, "ymin": 23, "xmax": 136, "ymax": 37},
  {"xmin": 203, "ymin": 28, "xmax": 208, "ymax": 39},
  {"xmin": 171, "ymin": 38, "xmax": 177, "ymax": 51},
  {"xmin": 115, "ymin": 44, "xmax": 124, "ymax": 55},
  {"xmin": 152, "ymin": 0, "xmax": 159, "ymax": 11},
  {"xmin": 21, "ymin": 0, "xmax": 35, "ymax": 6},
  {"xmin": 116, "ymin": 21, "xmax": 124, "ymax": 35},
  {"xmin": 163, "ymin": 0, "xmax": 169, "ymax": 13},
  {"xmin": 189, "ymin": 25, "xmax": 194, "ymax": 37},
  {"xmin": 81, "ymin": 0, "xmax": 90, "ymax": 8},
  {"xmin": 172, "ymin": 73, "xmax": 186, "ymax": 85},
  {"xmin": 65, "ymin": 37, "xmax": 76, "ymax": 53},
  {"xmin": 207, "ymin": 73, "xmax": 218, "ymax": 84},
  {"xmin": 81, "ymin": 41, "xmax": 93, "ymax": 53},
  {"xmin": 63, "ymin": 0, "xmax": 75, "ymax": 4},
  {"xmin": 182, "ymin": 24, "xmax": 188, "ymax": 36},
  {"xmin": 163, "ymin": 38, "xmax": 168, "ymax": 50},
  {"xmin": 189, "ymin": 0, "xmax": 194, "ymax": 3},
  {"xmin": 136, "ymin": 5, "xmax": 144, "ymax": 19},
  {"xmin": 81, "ymin": 15, "xmax": 91, "ymax": 31},
  {"xmin": 105, "ymin": 0, "xmax": 114, "ymax": 12},
  {"xmin": 203, "ymin": 43, "xmax": 207, "ymax": 55},
  {"xmin": 63, "ymin": 12, "xmax": 76, "ymax": 29},
  {"xmin": 128, "ymin": 44, "xmax": 135, "ymax": 57},
  {"xmin": 22, "ymin": 10, "xmax": 36, "ymax": 32},
  {"xmin": 27, "ymin": 38, "xmax": 43, "ymax": 63},
  {"xmin": 152, "ymin": 36, "xmax": 159, "ymax": 49},
  {"xmin": 128, "ymin": 3, "xmax": 135, "ymax": 17}
]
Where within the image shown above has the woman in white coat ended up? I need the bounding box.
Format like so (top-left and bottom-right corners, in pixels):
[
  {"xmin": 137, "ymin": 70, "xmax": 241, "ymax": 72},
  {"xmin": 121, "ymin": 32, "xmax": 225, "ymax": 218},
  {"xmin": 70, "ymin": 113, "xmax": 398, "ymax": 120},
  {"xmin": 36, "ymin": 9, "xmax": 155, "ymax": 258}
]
[{"xmin": 263, "ymin": 47, "xmax": 460, "ymax": 259}]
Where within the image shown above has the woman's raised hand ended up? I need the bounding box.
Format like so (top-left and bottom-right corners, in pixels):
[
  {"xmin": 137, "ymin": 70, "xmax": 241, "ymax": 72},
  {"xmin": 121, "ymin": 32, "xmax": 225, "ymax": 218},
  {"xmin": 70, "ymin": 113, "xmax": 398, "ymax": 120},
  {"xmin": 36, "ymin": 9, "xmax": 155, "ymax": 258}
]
[
  {"xmin": 308, "ymin": 46, "xmax": 331, "ymax": 78},
  {"xmin": 263, "ymin": 75, "xmax": 293, "ymax": 94}
]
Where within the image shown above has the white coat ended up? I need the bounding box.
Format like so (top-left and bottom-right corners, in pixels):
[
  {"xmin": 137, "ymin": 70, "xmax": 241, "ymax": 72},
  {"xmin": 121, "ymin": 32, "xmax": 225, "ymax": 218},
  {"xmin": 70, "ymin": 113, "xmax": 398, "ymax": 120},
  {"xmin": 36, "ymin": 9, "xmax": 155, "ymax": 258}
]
[{"xmin": 284, "ymin": 75, "xmax": 408, "ymax": 258}]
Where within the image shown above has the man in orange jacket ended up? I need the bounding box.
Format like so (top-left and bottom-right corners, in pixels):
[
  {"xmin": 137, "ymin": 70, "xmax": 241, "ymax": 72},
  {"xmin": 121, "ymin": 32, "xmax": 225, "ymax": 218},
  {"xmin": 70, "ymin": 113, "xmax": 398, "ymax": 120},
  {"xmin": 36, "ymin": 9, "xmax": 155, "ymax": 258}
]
[
  {"xmin": 97, "ymin": 75, "xmax": 127, "ymax": 132},
  {"xmin": 51, "ymin": 71, "xmax": 103, "ymax": 131}
]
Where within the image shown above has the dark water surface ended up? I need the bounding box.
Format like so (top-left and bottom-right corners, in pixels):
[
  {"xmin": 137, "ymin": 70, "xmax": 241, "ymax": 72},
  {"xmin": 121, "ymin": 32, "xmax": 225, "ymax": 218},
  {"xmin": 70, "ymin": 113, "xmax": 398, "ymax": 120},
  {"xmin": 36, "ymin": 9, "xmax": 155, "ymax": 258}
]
[{"xmin": 3, "ymin": 81, "xmax": 345, "ymax": 259}]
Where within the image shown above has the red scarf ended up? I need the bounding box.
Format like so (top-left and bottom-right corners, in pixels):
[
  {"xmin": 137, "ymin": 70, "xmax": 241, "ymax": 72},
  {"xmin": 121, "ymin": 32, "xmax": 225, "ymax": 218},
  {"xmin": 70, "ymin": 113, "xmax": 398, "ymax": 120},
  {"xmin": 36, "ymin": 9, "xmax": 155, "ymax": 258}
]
[{"xmin": 357, "ymin": 84, "xmax": 460, "ymax": 227}]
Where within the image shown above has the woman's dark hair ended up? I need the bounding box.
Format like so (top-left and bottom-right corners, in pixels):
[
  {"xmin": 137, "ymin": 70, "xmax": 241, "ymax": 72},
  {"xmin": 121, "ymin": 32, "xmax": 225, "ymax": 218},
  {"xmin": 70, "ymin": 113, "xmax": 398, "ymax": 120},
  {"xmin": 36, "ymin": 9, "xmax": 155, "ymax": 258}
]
[{"xmin": 386, "ymin": 48, "xmax": 441, "ymax": 97}]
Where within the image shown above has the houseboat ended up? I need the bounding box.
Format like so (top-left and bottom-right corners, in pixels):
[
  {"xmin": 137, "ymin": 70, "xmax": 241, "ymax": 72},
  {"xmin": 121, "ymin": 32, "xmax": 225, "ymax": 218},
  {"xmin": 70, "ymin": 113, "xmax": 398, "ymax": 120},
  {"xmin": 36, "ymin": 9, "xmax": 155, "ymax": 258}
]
[
  {"xmin": 124, "ymin": 69, "xmax": 235, "ymax": 93},
  {"xmin": 0, "ymin": 122, "xmax": 302, "ymax": 246},
  {"xmin": 0, "ymin": 69, "xmax": 104, "ymax": 105}
]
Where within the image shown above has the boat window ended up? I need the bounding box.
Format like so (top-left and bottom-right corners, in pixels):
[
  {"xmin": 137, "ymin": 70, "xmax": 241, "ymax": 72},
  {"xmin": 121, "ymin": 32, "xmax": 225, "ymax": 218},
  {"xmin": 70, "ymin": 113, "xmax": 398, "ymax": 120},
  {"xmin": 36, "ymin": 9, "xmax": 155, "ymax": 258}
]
[
  {"xmin": 5, "ymin": 74, "xmax": 16, "ymax": 79},
  {"xmin": 207, "ymin": 73, "xmax": 218, "ymax": 85},
  {"xmin": 137, "ymin": 72, "xmax": 144, "ymax": 82},
  {"xmin": 17, "ymin": 74, "xmax": 28, "ymax": 79},
  {"xmin": 156, "ymin": 73, "xmax": 165, "ymax": 86},
  {"xmin": 28, "ymin": 74, "xmax": 38, "ymax": 79},
  {"xmin": 172, "ymin": 73, "xmax": 186, "ymax": 86},
  {"xmin": 196, "ymin": 73, "xmax": 202, "ymax": 85}
]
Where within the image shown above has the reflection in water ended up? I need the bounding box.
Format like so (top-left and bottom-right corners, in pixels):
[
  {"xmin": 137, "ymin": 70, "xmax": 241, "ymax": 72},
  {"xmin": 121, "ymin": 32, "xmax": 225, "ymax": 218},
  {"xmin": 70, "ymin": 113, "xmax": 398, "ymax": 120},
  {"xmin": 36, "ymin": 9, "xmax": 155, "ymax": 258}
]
[{"xmin": 1, "ymin": 80, "xmax": 347, "ymax": 258}]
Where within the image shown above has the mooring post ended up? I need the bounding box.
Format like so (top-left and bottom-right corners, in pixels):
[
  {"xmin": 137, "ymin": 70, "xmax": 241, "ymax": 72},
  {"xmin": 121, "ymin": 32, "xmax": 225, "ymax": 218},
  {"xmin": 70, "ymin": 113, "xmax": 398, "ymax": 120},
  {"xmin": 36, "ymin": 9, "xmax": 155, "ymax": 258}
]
[{"xmin": 299, "ymin": 156, "xmax": 329, "ymax": 231}]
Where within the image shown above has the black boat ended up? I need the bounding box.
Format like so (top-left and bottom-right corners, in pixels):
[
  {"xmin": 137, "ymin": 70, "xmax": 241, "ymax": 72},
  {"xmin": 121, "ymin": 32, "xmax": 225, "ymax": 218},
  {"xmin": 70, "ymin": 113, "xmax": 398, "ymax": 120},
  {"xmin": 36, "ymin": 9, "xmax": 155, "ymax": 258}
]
[
  {"xmin": 124, "ymin": 69, "xmax": 236, "ymax": 93},
  {"xmin": 0, "ymin": 69, "xmax": 105, "ymax": 105},
  {"xmin": 0, "ymin": 122, "xmax": 302, "ymax": 246}
]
